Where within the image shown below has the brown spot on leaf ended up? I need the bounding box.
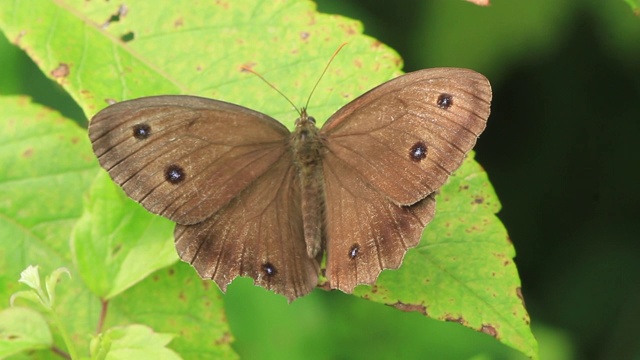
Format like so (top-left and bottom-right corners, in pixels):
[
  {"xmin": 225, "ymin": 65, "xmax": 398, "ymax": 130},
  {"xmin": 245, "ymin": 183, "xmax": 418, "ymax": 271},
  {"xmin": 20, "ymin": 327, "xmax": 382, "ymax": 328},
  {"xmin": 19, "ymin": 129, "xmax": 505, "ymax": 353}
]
[
  {"xmin": 465, "ymin": 225, "xmax": 479, "ymax": 233},
  {"xmin": 300, "ymin": 31, "xmax": 310, "ymax": 40},
  {"xmin": 215, "ymin": 0, "xmax": 230, "ymax": 10},
  {"xmin": 339, "ymin": 22, "xmax": 357, "ymax": 36},
  {"xmin": 516, "ymin": 287, "xmax": 527, "ymax": 308},
  {"xmin": 391, "ymin": 301, "xmax": 427, "ymax": 315},
  {"xmin": 79, "ymin": 89, "xmax": 92, "ymax": 100},
  {"xmin": 51, "ymin": 63, "xmax": 69, "ymax": 78},
  {"xmin": 474, "ymin": 196, "xmax": 484, "ymax": 204},
  {"xmin": 480, "ymin": 324, "xmax": 498, "ymax": 338},
  {"xmin": 174, "ymin": 17, "xmax": 184, "ymax": 28},
  {"xmin": 14, "ymin": 30, "xmax": 27, "ymax": 45},
  {"xmin": 444, "ymin": 314, "xmax": 466, "ymax": 325},
  {"xmin": 215, "ymin": 331, "xmax": 233, "ymax": 345},
  {"xmin": 168, "ymin": 268, "xmax": 175, "ymax": 276},
  {"xmin": 22, "ymin": 148, "xmax": 34, "ymax": 158},
  {"xmin": 240, "ymin": 62, "xmax": 257, "ymax": 73}
]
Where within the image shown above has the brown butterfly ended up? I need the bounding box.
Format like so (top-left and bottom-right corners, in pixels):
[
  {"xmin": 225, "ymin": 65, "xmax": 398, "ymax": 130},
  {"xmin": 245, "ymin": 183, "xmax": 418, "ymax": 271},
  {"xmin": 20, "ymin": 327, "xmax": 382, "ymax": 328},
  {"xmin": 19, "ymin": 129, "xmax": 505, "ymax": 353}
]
[{"xmin": 88, "ymin": 68, "xmax": 491, "ymax": 301}]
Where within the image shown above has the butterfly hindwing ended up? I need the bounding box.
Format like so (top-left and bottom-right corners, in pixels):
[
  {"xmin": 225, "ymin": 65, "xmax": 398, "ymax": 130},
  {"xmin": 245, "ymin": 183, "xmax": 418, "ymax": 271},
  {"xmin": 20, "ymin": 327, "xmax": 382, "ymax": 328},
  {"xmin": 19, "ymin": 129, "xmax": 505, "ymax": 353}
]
[
  {"xmin": 322, "ymin": 149, "xmax": 437, "ymax": 292},
  {"xmin": 175, "ymin": 153, "xmax": 320, "ymax": 300}
]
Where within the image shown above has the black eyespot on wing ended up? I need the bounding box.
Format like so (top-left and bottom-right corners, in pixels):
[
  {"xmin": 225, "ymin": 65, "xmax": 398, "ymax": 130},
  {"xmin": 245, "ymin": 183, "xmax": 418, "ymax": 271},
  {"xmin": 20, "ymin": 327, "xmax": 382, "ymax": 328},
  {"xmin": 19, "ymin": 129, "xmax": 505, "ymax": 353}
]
[
  {"xmin": 348, "ymin": 244, "xmax": 360, "ymax": 260},
  {"xmin": 132, "ymin": 123, "xmax": 151, "ymax": 140},
  {"xmin": 437, "ymin": 93, "xmax": 453, "ymax": 109},
  {"xmin": 262, "ymin": 262, "xmax": 277, "ymax": 278},
  {"xmin": 409, "ymin": 142, "xmax": 428, "ymax": 162},
  {"xmin": 165, "ymin": 165, "xmax": 185, "ymax": 184}
]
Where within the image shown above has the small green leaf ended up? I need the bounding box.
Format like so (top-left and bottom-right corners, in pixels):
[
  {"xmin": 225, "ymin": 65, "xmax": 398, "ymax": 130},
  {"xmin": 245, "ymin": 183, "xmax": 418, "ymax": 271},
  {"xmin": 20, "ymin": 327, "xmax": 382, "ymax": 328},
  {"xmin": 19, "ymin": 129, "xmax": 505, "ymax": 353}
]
[
  {"xmin": 16, "ymin": 265, "xmax": 44, "ymax": 301},
  {"xmin": 71, "ymin": 171, "xmax": 177, "ymax": 299},
  {"xmin": 90, "ymin": 332, "xmax": 112, "ymax": 360},
  {"xmin": 92, "ymin": 324, "xmax": 181, "ymax": 360},
  {"xmin": 0, "ymin": 307, "xmax": 53, "ymax": 358},
  {"xmin": 10, "ymin": 265, "xmax": 70, "ymax": 310},
  {"xmin": 8, "ymin": 290, "xmax": 42, "ymax": 309},
  {"xmin": 44, "ymin": 267, "xmax": 72, "ymax": 309}
]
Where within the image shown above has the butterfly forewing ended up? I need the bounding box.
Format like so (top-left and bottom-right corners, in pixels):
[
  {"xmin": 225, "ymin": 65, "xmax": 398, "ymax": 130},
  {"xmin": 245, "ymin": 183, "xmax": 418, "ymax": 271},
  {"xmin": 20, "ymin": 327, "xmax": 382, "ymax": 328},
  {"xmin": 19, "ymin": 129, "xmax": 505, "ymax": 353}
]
[
  {"xmin": 89, "ymin": 95, "xmax": 290, "ymax": 225},
  {"xmin": 321, "ymin": 68, "xmax": 491, "ymax": 206},
  {"xmin": 174, "ymin": 153, "xmax": 320, "ymax": 301}
]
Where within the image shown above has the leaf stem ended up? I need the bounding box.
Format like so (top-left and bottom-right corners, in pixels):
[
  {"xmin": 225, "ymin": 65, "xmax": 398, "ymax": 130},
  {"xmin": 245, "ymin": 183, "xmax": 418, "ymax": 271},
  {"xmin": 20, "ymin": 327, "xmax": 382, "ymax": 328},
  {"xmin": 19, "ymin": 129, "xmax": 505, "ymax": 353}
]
[
  {"xmin": 96, "ymin": 299, "xmax": 109, "ymax": 334},
  {"xmin": 50, "ymin": 311, "xmax": 78, "ymax": 359},
  {"xmin": 51, "ymin": 345, "xmax": 71, "ymax": 359}
]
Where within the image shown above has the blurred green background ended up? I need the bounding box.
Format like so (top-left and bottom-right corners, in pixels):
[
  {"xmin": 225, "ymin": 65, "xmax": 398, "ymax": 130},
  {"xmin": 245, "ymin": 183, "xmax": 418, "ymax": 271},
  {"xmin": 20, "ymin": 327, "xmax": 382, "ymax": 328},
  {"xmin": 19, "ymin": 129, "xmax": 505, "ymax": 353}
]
[{"xmin": 1, "ymin": 0, "xmax": 639, "ymax": 359}]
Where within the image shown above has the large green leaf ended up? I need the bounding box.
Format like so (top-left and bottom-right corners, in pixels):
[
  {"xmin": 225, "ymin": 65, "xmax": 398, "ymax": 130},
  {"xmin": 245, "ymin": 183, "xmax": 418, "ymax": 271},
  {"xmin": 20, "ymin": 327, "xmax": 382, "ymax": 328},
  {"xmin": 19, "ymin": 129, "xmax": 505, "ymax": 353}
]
[{"xmin": 0, "ymin": 0, "xmax": 535, "ymax": 358}]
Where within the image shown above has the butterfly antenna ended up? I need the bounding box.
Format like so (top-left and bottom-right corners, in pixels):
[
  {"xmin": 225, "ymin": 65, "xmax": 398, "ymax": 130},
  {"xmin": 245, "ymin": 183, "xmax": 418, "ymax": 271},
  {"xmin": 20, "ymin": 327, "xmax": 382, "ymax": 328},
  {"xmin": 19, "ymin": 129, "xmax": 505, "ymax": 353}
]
[
  {"xmin": 241, "ymin": 65, "xmax": 302, "ymax": 117},
  {"xmin": 241, "ymin": 43, "xmax": 347, "ymax": 116},
  {"xmin": 304, "ymin": 42, "xmax": 348, "ymax": 111}
]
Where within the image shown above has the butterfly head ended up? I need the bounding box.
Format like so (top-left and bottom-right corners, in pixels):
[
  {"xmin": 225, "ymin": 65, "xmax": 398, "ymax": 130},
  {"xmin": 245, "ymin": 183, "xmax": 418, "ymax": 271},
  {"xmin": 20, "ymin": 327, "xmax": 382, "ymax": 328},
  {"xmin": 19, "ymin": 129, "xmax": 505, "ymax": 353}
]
[
  {"xmin": 291, "ymin": 107, "xmax": 323, "ymax": 158},
  {"xmin": 294, "ymin": 107, "xmax": 317, "ymax": 130}
]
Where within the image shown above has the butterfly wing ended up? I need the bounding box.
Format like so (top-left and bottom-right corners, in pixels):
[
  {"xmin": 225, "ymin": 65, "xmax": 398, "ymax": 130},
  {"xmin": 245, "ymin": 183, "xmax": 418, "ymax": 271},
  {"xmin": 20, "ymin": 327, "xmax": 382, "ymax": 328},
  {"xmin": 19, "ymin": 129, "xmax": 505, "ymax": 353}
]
[
  {"xmin": 321, "ymin": 68, "xmax": 491, "ymax": 292},
  {"xmin": 321, "ymin": 68, "xmax": 491, "ymax": 205},
  {"xmin": 322, "ymin": 157, "xmax": 437, "ymax": 292},
  {"xmin": 89, "ymin": 95, "xmax": 289, "ymax": 225},
  {"xmin": 175, "ymin": 153, "xmax": 320, "ymax": 301}
]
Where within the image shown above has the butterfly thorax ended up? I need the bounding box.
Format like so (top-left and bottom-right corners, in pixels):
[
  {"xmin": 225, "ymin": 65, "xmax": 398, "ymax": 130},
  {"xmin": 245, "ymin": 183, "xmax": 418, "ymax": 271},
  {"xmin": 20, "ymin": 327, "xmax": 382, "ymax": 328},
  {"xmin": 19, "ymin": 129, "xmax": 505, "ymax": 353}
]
[{"xmin": 290, "ymin": 109, "xmax": 326, "ymax": 259}]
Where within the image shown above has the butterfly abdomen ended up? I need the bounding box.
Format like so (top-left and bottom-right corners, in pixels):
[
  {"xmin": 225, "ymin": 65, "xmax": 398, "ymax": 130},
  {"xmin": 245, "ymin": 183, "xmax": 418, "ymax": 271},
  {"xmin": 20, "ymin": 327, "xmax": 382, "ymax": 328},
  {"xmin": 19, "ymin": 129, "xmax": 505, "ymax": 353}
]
[{"xmin": 290, "ymin": 113, "xmax": 326, "ymax": 259}]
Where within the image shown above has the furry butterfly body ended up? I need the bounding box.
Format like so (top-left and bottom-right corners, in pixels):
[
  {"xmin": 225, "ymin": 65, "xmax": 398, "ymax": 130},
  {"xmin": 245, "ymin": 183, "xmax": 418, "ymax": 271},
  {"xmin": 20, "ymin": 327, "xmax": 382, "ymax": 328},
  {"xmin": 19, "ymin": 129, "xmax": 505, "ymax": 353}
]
[{"xmin": 89, "ymin": 68, "xmax": 491, "ymax": 301}]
